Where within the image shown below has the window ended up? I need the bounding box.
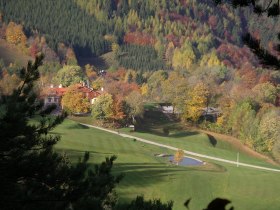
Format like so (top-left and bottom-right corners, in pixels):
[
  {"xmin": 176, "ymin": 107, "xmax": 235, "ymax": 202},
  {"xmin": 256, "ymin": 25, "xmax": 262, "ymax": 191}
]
[{"xmin": 48, "ymin": 97, "xmax": 52, "ymax": 103}]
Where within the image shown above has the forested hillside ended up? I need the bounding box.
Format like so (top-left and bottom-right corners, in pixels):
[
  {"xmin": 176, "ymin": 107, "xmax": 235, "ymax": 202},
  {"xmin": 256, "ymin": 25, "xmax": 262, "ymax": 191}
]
[{"xmin": 0, "ymin": 0, "xmax": 256, "ymax": 67}]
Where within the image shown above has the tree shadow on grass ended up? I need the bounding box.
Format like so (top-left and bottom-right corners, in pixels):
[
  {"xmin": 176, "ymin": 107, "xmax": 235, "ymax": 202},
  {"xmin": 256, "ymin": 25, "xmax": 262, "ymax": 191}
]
[
  {"xmin": 136, "ymin": 129, "xmax": 169, "ymax": 137},
  {"xmin": 110, "ymin": 162, "xmax": 227, "ymax": 206},
  {"xmin": 169, "ymin": 131, "xmax": 200, "ymax": 138},
  {"xmin": 135, "ymin": 128, "xmax": 199, "ymax": 139},
  {"xmin": 144, "ymin": 111, "xmax": 170, "ymax": 124},
  {"xmin": 116, "ymin": 161, "xmax": 227, "ymax": 171},
  {"xmin": 207, "ymin": 134, "xmax": 217, "ymax": 147},
  {"xmin": 109, "ymin": 162, "xmax": 227, "ymax": 188},
  {"xmin": 110, "ymin": 163, "xmax": 188, "ymax": 187},
  {"xmin": 56, "ymin": 148, "xmax": 114, "ymax": 156},
  {"xmin": 66, "ymin": 123, "xmax": 89, "ymax": 129}
]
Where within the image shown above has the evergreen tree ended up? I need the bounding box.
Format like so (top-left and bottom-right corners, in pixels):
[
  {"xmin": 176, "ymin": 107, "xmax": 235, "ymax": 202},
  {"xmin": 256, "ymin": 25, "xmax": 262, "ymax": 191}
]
[{"xmin": 135, "ymin": 72, "xmax": 145, "ymax": 85}]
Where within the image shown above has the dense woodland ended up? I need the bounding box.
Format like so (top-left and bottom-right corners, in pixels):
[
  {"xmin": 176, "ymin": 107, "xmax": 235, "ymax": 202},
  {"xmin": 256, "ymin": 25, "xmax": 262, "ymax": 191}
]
[{"xmin": 0, "ymin": 0, "xmax": 279, "ymax": 163}]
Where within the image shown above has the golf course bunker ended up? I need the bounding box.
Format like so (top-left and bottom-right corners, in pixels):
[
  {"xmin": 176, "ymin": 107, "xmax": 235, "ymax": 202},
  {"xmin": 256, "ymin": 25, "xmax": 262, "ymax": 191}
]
[{"xmin": 169, "ymin": 155, "xmax": 204, "ymax": 166}]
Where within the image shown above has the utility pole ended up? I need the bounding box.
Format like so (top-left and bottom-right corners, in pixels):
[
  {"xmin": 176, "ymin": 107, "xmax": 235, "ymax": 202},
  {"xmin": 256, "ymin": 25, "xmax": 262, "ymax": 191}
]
[{"xmin": 237, "ymin": 152, "xmax": 239, "ymax": 167}]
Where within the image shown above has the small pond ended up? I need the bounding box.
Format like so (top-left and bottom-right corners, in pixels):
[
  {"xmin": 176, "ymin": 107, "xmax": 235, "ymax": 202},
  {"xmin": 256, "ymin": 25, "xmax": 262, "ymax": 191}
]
[{"xmin": 169, "ymin": 155, "xmax": 204, "ymax": 166}]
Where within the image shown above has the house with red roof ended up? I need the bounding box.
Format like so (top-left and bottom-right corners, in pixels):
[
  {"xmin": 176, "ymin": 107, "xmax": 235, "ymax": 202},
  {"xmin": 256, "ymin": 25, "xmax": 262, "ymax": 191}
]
[
  {"xmin": 73, "ymin": 83, "xmax": 102, "ymax": 104},
  {"xmin": 43, "ymin": 83, "xmax": 102, "ymax": 109},
  {"xmin": 43, "ymin": 84, "xmax": 67, "ymax": 108}
]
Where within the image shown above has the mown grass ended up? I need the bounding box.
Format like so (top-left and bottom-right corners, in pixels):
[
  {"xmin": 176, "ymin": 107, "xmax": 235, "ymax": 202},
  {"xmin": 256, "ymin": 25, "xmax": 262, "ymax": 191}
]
[{"xmin": 54, "ymin": 120, "xmax": 280, "ymax": 210}]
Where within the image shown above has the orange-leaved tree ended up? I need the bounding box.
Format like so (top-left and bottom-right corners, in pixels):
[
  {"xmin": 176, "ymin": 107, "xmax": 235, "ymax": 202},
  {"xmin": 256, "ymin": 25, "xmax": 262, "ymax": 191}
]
[
  {"xmin": 61, "ymin": 85, "xmax": 90, "ymax": 114},
  {"xmin": 111, "ymin": 96, "xmax": 127, "ymax": 122}
]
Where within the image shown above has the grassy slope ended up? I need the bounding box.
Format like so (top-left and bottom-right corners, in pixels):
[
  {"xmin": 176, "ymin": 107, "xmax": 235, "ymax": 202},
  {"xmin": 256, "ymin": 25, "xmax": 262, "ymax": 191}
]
[
  {"xmin": 119, "ymin": 109, "xmax": 280, "ymax": 168},
  {"xmin": 54, "ymin": 120, "xmax": 280, "ymax": 210},
  {"xmin": 120, "ymin": 127, "xmax": 279, "ymax": 168},
  {"xmin": 0, "ymin": 39, "xmax": 32, "ymax": 66}
]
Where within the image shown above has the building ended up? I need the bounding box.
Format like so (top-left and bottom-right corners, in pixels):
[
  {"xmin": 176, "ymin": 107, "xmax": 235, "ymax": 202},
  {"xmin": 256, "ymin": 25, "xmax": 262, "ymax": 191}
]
[
  {"xmin": 43, "ymin": 83, "xmax": 102, "ymax": 109},
  {"xmin": 73, "ymin": 83, "xmax": 101, "ymax": 104},
  {"xmin": 43, "ymin": 84, "xmax": 67, "ymax": 108},
  {"xmin": 159, "ymin": 103, "xmax": 174, "ymax": 113},
  {"xmin": 201, "ymin": 107, "xmax": 221, "ymax": 121}
]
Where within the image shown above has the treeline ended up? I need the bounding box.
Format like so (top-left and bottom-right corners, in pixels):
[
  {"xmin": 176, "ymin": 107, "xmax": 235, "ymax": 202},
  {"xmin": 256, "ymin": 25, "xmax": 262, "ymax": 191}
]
[
  {"xmin": 117, "ymin": 44, "xmax": 166, "ymax": 71},
  {"xmin": 0, "ymin": 0, "xmax": 118, "ymax": 56}
]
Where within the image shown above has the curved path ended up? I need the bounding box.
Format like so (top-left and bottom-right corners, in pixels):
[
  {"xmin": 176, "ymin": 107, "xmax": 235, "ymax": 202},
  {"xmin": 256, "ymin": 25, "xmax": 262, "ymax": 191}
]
[{"xmin": 80, "ymin": 123, "xmax": 280, "ymax": 173}]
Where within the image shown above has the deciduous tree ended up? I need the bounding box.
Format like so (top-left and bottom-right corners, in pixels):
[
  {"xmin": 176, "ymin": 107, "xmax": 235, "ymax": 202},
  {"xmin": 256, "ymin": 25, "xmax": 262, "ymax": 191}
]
[
  {"xmin": 172, "ymin": 42, "xmax": 196, "ymax": 70},
  {"xmin": 85, "ymin": 64, "xmax": 97, "ymax": 81},
  {"xmin": 147, "ymin": 70, "xmax": 168, "ymax": 101},
  {"xmin": 91, "ymin": 93, "xmax": 114, "ymax": 120},
  {"xmin": 125, "ymin": 91, "xmax": 144, "ymax": 124},
  {"xmin": 61, "ymin": 85, "xmax": 90, "ymax": 114},
  {"xmin": 183, "ymin": 83, "xmax": 210, "ymax": 122},
  {"xmin": 5, "ymin": 22, "xmax": 27, "ymax": 47},
  {"xmin": 200, "ymin": 51, "xmax": 223, "ymax": 67},
  {"xmin": 174, "ymin": 150, "xmax": 184, "ymax": 165},
  {"xmin": 65, "ymin": 48, "xmax": 78, "ymax": 65},
  {"xmin": 228, "ymin": 100, "xmax": 258, "ymax": 146},
  {"xmin": 252, "ymin": 82, "xmax": 278, "ymax": 104},
  {"xmin": 259, "ymin": 110, "xmax": 280, "ymax": 152},
  {"xmin": 54, "ymin": 65, "xmax": 84, "ymax": 87},
  {"xmin": 161, "ymin": 71, "xmax": 188, "ymax": 113},
  {"xmin": 111, "ymin": 96, "xmax": 127, "ymax": 122}
]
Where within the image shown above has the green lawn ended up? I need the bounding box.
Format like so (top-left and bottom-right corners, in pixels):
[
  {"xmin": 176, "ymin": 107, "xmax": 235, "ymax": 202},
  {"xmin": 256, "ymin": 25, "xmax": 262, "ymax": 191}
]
[{"xmin": 54, "ymin": 120, "xmax": 280, "ymax": 210}]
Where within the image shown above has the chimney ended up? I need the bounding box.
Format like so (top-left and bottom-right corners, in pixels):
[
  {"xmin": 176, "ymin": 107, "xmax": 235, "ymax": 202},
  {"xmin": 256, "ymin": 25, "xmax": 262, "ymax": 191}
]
[
  {"xmin": 50, "ymin": 84, "xmax": 54, "ymax": 88},
  {"xmin": 59, "ymin": 84, "xmax": 62, "ymax": 88},
  {"xmin": 101, "ymin": 87, "xmax": 104, "ymax": 92}
]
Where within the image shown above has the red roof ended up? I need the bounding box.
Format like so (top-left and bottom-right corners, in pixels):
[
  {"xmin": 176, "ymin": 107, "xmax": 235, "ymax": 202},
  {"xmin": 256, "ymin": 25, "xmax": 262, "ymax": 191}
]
[
  {"xmin": 75, "ymin": 84, "xmax": 101, "ymax": 100},
  {"xmin": 44, "ymin": 87, "xmax": 67, "ymax": 97},
  {"xmin": 43, "ymin": 84, "xmax": 101, "ymax": 100}
]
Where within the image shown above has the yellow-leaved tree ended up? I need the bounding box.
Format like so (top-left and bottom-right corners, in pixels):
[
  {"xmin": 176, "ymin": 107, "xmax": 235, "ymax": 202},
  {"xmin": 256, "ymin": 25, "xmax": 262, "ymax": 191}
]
[
  {"xmin": 200, "ymin": 51, "xmax": 223, "ymax": 67},
  {"xmin": 217, "ymin": 97, "xmax": 234, "ymax": 129},
  {"xmin": 61, "ymin": 86, "xmax": 90, "ymax": 114},
  {"xmin": 183, "ymin": 82, "xmax": 210, "ymax": 122},
  {"xmin": 111, "ymin": 42, "xmax": 120, "ymax": 55},
  {"xmin": 174, "ymin": 149, "xmax": 184, "ymax": 165},
  {"xmin": 6, "ymin": 22, "xmax": 27, "ymax": 47},
  {"xmin": 140, "ymin": 83, "xmax": 148, "ymax": 96},
  {"xmin": 172, "ymin": 42, "xmax": 196, "ymax": 70}
]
